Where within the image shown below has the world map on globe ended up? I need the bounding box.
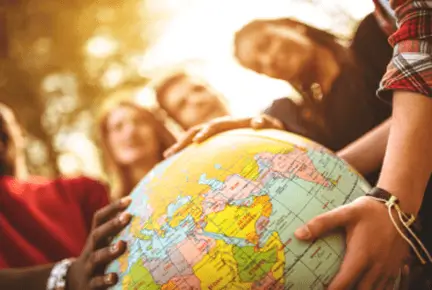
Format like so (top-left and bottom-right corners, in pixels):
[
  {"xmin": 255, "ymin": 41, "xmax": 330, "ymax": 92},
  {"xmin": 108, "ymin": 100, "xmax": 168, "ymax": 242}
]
[{"xmin": 107, "ymin": 129, "xmax": 371, "ymax": 289}]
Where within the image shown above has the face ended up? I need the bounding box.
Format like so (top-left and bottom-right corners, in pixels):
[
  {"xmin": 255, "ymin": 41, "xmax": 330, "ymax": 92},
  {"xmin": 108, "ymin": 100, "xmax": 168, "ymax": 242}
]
[
  {"xmin": 106, "ymin": 105, "xmax": 160, "ymax": 167},
  {"xmin": 235, "ymin": 24, "xmax": 315, "ymax": 80},
  {"xmin": 160, "ymin": 76, "xmax": 228, "ymax": 129}
]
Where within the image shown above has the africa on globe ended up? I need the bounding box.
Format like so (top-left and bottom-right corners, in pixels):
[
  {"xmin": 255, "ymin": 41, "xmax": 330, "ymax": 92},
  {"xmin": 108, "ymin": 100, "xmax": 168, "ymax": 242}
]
[{"xmin": 107, "ymin": 129, "xmax": 371, "ymax": 289}]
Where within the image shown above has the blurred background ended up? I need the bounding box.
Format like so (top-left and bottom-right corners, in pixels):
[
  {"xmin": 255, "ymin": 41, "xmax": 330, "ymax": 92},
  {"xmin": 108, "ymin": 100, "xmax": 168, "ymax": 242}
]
[{"xmin": 0, "ymin": 0, "xmax": 374, "ymax": 179}]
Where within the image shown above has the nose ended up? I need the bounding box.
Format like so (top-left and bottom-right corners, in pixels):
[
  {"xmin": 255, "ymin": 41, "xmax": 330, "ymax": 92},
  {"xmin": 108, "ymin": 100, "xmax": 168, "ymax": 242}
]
[
  {"xmin": 257, "ymin": 52, "xmax": 274, "ymax": 74},
  {"xmin": 121, "ymin": 121, "xmax": 139, "ymax": 138},
  {"xmin": 187, "ymin": 91, "xmax": 211, "ymax": 106}
]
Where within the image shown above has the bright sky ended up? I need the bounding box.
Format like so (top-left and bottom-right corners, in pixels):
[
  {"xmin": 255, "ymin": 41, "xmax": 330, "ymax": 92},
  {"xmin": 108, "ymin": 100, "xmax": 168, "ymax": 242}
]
[{"xmin": 139, "ymin": 0, "xmax": 374, "ymax": 117}]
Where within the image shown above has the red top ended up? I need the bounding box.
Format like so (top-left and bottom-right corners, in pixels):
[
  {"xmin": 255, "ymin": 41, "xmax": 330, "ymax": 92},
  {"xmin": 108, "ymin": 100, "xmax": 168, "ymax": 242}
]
[{"xmin": 0, "ymin": 176, "xmax": 109, "ymax": 268}]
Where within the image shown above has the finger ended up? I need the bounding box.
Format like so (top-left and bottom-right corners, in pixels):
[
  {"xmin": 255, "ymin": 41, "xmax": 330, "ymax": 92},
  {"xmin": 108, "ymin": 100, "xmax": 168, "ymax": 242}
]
[
  {"xmin": 92, "ymin": 211, "xmax": 132, "ymax": 249},
  {"xmin": 294, "ymin": 205, "xmax": 352, "ymax": 241},
  {"xmin": 397, "ymin": 265, "xmax": 410, "ymax": 290},
  {"xmin": 328, "ymin": 248, "xmax": 368, "ymax": 290},
  {"xmin": 90, "ymin": 241, "xmax": 127, "ymax": 271},
  {"xmin": 163, "ymin": 126, "xmax": 202, "ymax": 158},
  {"xmin": 382, "ymin": 273, "xmax": 401, "ymax": 290},
  {"xmin": 251, "ymin": 115, "xmax": 284, "ymax": 130},
  {"xmin": 193, "ymin": 118, "xmax": 252, "ymax": 142},
  {"xmin": 356, "ymin": 265, "xmax": 384, "ymax": 290},
  {"xmin": 93, "ymin": 197, "xmax": 132, "ymax": 228},
  {"xmin": 89, "ymin": 273, "xmax": 118, "ymax": 289}
]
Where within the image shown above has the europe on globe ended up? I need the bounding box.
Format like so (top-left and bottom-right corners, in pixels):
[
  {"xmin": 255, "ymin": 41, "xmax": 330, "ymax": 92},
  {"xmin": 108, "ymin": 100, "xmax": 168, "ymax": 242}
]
[{"xmin": 107, "ymin": 129, "xmax": 371, "ymax": 289}]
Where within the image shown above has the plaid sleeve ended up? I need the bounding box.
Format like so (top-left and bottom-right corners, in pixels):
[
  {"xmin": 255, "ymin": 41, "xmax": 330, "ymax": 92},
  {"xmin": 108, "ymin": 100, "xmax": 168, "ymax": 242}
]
[{"xmin": 377, "ymin": 0, "xmax": 432, "ymax": 101}]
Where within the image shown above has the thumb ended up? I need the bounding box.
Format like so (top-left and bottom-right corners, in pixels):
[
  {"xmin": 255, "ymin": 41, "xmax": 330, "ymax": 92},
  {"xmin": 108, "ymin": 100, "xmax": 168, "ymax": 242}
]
[{"xmin": 294, "ymin": 205, "xmax": 351, "ymax": 241}]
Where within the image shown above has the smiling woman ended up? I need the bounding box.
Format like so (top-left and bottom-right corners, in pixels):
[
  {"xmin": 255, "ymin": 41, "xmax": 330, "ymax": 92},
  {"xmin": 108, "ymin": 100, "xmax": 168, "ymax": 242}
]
[{"xmin": 97, "ymin": 87, "xmax": 176, "ymax": 200}]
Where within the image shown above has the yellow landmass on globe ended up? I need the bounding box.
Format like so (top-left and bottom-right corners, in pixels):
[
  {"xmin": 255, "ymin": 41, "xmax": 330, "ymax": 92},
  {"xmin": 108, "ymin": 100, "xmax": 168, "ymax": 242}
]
[
  {"xmin": 169, "ymin": 197, "xmax": 204, "ymax": 228},
  {"xmin": 193, "ymin": 240, "xmax": 252, "ymax": 290},
  {"xmin": 145, "ymin": 137, "xmax": 294, "ymax": 232},
  {"xmin": 204, "ymin": 195, "xmax": 271, "ymax": 245}
]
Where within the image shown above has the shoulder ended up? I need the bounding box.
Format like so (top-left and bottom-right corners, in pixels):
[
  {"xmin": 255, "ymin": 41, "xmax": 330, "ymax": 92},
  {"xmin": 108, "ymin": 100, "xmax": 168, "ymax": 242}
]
[
  {"xmin": 56, "ymin": 176, "xmax": 109, "ymax": 197},
  {"xmin": 57, "ymin": 176, "xmax": 107, "ymax": 189}
]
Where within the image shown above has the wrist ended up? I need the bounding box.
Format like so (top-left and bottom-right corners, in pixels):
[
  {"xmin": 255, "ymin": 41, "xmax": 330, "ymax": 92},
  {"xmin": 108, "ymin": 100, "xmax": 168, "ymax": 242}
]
[
  {"xmin": 376, "ymin": 182, "xmax": 423, "ymax": 215},
  {"xmin": 46, "ymin": 258, "xmax": 76, "ymax": 290}
]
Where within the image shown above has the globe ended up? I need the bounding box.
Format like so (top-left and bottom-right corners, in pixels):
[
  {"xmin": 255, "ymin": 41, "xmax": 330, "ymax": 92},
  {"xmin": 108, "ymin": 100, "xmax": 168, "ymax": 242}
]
[{"xmin": 107, "ymin": 129, "xmax": 371, "ymax": 290}]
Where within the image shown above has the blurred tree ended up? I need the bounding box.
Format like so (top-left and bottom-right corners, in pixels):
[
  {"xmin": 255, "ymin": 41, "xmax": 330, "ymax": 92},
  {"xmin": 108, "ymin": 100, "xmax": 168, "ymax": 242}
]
[{"xmin": 0, "ymin": 0, "xmax": 150, "ymax": 177}]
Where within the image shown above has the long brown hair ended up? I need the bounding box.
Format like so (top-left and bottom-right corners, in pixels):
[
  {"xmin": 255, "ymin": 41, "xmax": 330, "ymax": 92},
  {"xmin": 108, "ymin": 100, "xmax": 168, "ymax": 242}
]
[
  {"xmin": 97, "ymin": 94, "xmax": 176, "ymax": 200},
  {"xmin": 0, "ymin": 103, "xmax": 28, "ymax": 179},
  {"xmin": 234, "ymin": 18, "xmax": 349, "ymax": 67}
]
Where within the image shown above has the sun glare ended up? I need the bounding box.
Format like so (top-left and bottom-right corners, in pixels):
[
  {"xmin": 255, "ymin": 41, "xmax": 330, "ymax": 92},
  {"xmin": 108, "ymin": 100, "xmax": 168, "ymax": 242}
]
[
  {"xmin": 140, "ymin": 0, "xmax": 373, "ymax": 117},
  {"xmin": 86, "ymin": 35, "xmax": 118, "ymax": 58}
]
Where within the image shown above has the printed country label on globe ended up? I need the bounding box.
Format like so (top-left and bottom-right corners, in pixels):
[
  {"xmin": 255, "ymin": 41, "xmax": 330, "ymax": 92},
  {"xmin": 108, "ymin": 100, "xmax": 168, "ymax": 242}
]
[{"xmin": 107, "ymin": 129, "xmax": 371, "ymax": 290}]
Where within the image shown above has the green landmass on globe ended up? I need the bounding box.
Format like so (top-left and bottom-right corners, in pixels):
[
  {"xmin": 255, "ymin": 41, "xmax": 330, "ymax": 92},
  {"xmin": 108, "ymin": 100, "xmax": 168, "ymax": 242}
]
[{"xmin": 107, "ymin": 129, "xmax": 371, "ymax": 290}]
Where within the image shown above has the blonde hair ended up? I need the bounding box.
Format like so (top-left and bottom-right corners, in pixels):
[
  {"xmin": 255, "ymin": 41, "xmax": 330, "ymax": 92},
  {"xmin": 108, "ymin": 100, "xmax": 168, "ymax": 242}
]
[{"xmin": 96, "ymin": 92, "xmax": 176, "ymax": 200}]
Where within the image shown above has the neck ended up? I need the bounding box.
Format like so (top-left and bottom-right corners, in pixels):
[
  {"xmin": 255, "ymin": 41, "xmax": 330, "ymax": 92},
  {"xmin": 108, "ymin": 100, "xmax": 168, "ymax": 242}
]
[
  {"xmin": 0, "ymin": 155, "xmax": 28, "ymax": 179},
  {"xmin": 125, "ymin": 159, "xmax": 159, "ymax": 190},
  {"xmin": 314, "ymin": 46, "xmax": 340, "ymax": 94},
  {"xmin": 286, "ymin": 46, "xmax": 340, "ymax": 96}
]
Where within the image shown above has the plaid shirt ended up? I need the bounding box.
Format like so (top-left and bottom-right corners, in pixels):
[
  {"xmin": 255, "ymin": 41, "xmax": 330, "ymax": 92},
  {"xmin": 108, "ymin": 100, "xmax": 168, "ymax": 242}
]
[{"xmin": 374, "ymin": 0, "xmax": 432, "ymax": 100}]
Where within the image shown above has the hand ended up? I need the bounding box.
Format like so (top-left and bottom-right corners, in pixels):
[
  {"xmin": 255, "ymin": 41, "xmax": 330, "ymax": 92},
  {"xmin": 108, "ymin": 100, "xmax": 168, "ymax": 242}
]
[
  {"xmin": 67, "ymin": 197, "xmax": 133, "ymax": 290},
  {"xmin": 163, "ymin": 114, "xmax": 284, "ymax": 158},
  {"xmin": 294, "ymin": 196, "xmax": 410, "ymax": 290}
]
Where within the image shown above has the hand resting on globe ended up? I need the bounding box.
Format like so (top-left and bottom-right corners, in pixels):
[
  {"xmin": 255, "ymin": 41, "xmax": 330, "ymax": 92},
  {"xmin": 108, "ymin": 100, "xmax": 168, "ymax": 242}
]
[{"xmin": 163, "ymin": 114, "xmax": 284, "ymax": 158}]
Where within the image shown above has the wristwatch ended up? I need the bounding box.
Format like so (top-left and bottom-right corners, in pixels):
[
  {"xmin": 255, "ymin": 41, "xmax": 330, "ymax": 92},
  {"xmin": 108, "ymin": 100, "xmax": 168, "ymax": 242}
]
[{"xmin": 46, "ymin": 258, "xmax": 75, "ymax": 290}]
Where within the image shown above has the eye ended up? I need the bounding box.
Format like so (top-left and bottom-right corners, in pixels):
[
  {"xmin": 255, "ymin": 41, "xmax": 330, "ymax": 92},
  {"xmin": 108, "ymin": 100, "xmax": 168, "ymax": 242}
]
[
  {"xmin": 192, "ymin": 85, "xmax": 206, "ymax": 93},
  {"xmin": 255, "ymin": 36, "xmax": 271, "ymax": 52}
]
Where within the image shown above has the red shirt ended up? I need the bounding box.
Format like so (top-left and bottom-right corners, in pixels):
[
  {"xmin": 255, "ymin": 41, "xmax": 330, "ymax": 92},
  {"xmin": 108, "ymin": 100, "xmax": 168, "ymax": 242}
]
[
  {"xmin": 374, "ymin": 0, "xmax": 432, "ymax": 99},
  {"xmin": 0, "ymin": 176, "xmax": 109, "ymax": 268}
]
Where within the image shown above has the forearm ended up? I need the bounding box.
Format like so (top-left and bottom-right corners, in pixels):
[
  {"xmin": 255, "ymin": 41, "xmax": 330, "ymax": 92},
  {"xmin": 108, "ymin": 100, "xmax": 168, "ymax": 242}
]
[
  {"xmin": 337, "ymin": 118, "xmax": 391, "ymax": 176},
  {"xmin": 377, "ymin": 91, "xmax": 432, "ymax": 214},
  {"xmin": 0, "ymin": 264, "xmax": 53, "ymax": 290}
]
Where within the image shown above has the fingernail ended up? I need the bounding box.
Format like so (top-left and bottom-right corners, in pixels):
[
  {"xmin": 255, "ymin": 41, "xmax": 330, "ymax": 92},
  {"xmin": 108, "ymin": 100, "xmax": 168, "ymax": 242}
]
[
  {"xmin": 193, "ymin": 132, "xmax": 205, "ymax": 141},
  {"xmin": 295, "ymin": 226, "xmax": 311, "ymax": 239},
  {"xmin": 110, "ymin": 242, "xmax": 119, "ymax": 253},
  {"xmin": 119, "ymin": 212, "xmax": 131, "ymax": 224},
  {"xmin": 104, "ymin": 273, "xmax": 116, "ymax": 285},
  {"xmin": 120, "ymin": 196, "xmax": 132, "ymax": 207}
]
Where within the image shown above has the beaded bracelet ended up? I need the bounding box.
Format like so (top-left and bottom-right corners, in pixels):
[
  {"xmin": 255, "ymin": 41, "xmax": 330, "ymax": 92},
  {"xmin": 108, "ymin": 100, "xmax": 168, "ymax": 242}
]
[{"xmin": 46, "ymin": 258, "xmax": 75, "ymax": 290}]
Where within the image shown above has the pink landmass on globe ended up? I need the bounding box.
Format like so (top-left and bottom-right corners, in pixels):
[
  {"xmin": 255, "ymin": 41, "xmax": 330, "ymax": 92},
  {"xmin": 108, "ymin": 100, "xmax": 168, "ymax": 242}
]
[
  {"xmin": 166, "ymin": 274, "xmax": 201, "ymax": 290},
  {"xmin": 202, "ymin": 174, "xmax": 262, "ymax": 215},
  {"xmin": 177, "ymin": 234, "xmax": 216, "ymax": 266},
  {"xmin": 257, "ymin": 149, "xmax": 329, "ymax": 187},
  {"xmin": 252, "ymin": 272, "xmax": 284, "ymax": 290}
]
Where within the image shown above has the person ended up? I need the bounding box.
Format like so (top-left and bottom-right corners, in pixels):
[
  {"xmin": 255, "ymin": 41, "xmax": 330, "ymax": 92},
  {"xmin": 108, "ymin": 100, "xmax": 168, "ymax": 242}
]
[
  {"xmin": 154, "ymin": 72, "xmax": 230, "ymax": 130},
  {"xmin": 164, "ymin": 0, "xmax": 432, "ymax": 288},
  {"xmin": 232, "ymin": 17, "xmax": 392, "ymax": 151},
  {"xmin": 97, "ymin": 91, "xmax": 176, "ymax": 200},
  {"xmin": 0, "ymin": 102, "xmax": 133, "ymax": 289}
]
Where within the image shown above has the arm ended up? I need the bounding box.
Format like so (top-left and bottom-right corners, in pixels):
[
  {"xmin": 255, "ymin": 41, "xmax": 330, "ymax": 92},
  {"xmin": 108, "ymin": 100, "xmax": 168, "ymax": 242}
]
[
  {"xmin": 294, "ymin": 1, "xmax": 432, "ymax": 289},
  {"xmin": 376, "ymin": 0, "xmax": 432, "ymax": 214},
  {"xmin": 0, "ymin": 265, "xmax": 52, "ymax": 290},
  {"xmin": 377, "ymin": 92, "xmax": 431, "ymax": 214},
  {"xmin": 0, "ymin": 198, "xmax": 132, "ymax": 290},
  {"xmin": 337, "ymin": 118, "xmax": 391, "ymax": 176}
]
